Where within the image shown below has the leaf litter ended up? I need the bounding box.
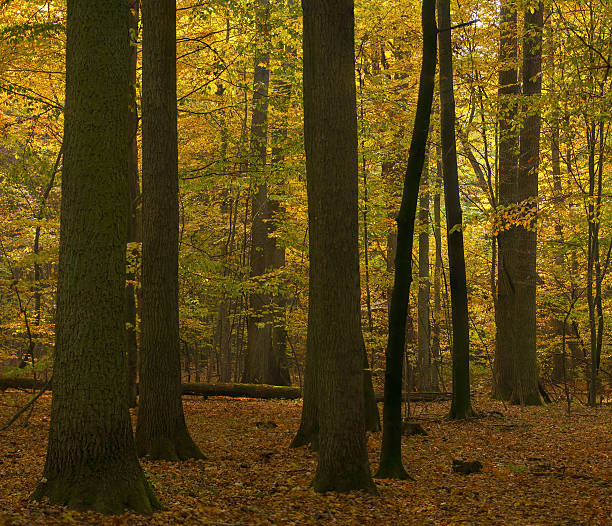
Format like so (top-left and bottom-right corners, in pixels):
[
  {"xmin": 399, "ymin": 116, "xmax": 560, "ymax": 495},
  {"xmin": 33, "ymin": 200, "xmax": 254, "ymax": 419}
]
[{"xmin": 0, "ymin": 392, "xmax": 610, "ymax": 525}]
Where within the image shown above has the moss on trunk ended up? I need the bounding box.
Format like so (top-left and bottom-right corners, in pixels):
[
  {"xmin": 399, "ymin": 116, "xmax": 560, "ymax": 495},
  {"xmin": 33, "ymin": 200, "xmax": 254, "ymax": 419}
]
[{"xmin": 31, "ymin": 460, "xmax": 160, "ymax": 515}]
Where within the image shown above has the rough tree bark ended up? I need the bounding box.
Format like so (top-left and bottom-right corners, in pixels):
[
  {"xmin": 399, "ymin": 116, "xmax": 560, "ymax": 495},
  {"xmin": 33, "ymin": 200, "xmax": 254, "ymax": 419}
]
[
  {"xmin": 126, "ymin": 0, "xmax": 140, "ymax": 409},
  {"xmin": 243, "ymin": 0, "xmax": 290, "ymax": 386},
  {"xmin": 30, "ymin": 0, "xmax": 160, "ymax": 514},
  {"xmin": 513, "ymin": 1, "xmax": 543, "ymax": 405},
  {"xmin": 294, "ymin": 0, "xmax": 376, "ymax": 494},
  {"xmin": 437, "ymin": 0, "xmax": 474, "ymax": 419},
  {"xmin": 493, "ymin": 0, "xmax": 519, "ymax": 401},
  {"xmin": 136, "ymin": 0, "xmax": 204, "ymax": 460},
  {"xmin": 376, "ymin": 0, "xmax": 437, "ymax": 480}
]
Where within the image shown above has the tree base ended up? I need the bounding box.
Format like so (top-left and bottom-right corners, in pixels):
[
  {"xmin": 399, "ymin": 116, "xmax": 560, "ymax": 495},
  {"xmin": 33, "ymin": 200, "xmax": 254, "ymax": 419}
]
[
  {"xmin": 510, "ymin": 393, "xmax": 542, "ymax": 406},
  {"xmin": 137, "ymin": 426, "xmax": 205, "ymax": 461},
  {"xmin": 289, "ymin": 423, "xmax": 318, "ymax": 450},
  {"xmin": 374, "ymin": 459, "xmax": 413, "ymax": 480},
  {"xmin": 30, "ymin": 466, "xmax": 162, "ymax": 515},
  {"xmin": 449, "ymin": 403, "xmax": 476, "ymax": 420},
  {"xmin": 312, "ymin": 471, "xmax": 378, "ymax": 495}
]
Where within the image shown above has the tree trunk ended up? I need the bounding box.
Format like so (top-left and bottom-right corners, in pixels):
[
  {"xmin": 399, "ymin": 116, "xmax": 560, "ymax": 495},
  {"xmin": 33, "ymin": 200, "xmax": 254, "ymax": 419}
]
[
  {"xmin": 30, "ymin": 0, "xmax": 160, "ymax": 513},
  {"xmin": 243, "ymin": 0, "xmax": 290, "ymax": 386},
  {"xmin": 437, "ymin": 0, "xmax": 474, "ymax": 419},
  {"xmin": 550, "ymin": 115, "xmax": 566, "ymax": 383},
  {"xmin": 269, "ymin": 76, "xmax": 291, "ymax": 387},
  {"xmin": 431, "ymin": 158, "xmax": 442, "ymax": 391},
  {"xmin": 586, "ymin": 121, "xmax": 604, "ymax": 406},
  {"xmin": 296, "ymin": 0, "xmax": 376, "ymax": 494},
  {"xmin": 417, "ymin": 156, "xmax": 431, "ymax": 392},
  {"xmin": 513, "ymin": 1, "xmax": 543, "ymax": 405},
  {"xmin": 493, "ymin": 0, "xmax": 519, "ymax": 401},
  {"xmin": 292, "ymin": 127, "xmax": 379, "ymax": 449},
  {"xmin": 216, "ymin": 123, "xmax": 234, "ymax": 383},
  {"xmin": 126, "ymin": 0, "xmax": 140, "ymax": 409},
  {"xmin": 136, "ymin": 0, "xmax": 204, "ymax": 460},
  {"xmin": 376, "ymin": 0, "xmax": 436, "ymax": 479}
]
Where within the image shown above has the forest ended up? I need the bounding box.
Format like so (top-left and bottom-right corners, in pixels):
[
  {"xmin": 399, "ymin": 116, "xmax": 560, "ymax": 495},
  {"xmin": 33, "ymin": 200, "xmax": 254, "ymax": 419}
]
[{"xmin": 0, "ymin": 0, "xmax": 610, "ymax": 524}]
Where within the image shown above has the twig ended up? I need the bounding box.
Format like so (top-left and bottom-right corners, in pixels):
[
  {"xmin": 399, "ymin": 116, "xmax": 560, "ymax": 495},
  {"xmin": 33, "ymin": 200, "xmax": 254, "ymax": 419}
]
[
  {"xmin": 438, "ymin": 19, "xmax": 479, "ymax": 33},
  {"xmin": 1, "ymin": 379, "xmax": 51, "ymax": 431}
]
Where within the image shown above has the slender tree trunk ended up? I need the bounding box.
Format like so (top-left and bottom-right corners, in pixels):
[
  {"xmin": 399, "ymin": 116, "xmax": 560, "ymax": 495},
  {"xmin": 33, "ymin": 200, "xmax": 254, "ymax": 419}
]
[
  {"xmin": 296, "ymin": 0, "xmax": 376, "ymax": 494},
  {"xmin": 513, "ymin": 1, "xmax": 543, "ymax": 405},
  {"xmin": 550, "ymin": 116, "xmax": 566, "ymax": 382},
  {"xmin": 126, "ymin": 0, "xmax": 140, "ymax": 408},
  {"xmin": 493, "ymin": 0, "xmax": 519, "ymax": 401},
  {"xmin": 437, "ymin": 0, "xmax": 474, "ymax": 419},
  {"xmin": 269, "ymin": 65, "xmax": 294, "ymax": 387},
  {"xmin": 31, "ymin": 0, "xmax": 160, "ymax": 513},
  {"xmin": 386, "ymin": 198, "xmax": 397, "ymax": 314},
  {"xmin": 216, "ymin": 120, "xmax": 235, "ymax": 383},
  {"xmin": 587, "ymin": 121, "xmax": 604, "ymax": 406},
  {"xmin": 376, "ymin": 0, "xmax": 436, "ymax": 479},
  {"xmin": 136, "ymin": 0, "xmax": 204, "ymax": 460},
  {"xmin": 417, "ymin": 155, "xmax": 431, "ymax": 391},
  {"xmin": 432, "ymin": 159, "xmax": 442, "ymax": 391},
  {"xmin": 359, "ymin": 68, "xmax": 375, "ymax": 370}
]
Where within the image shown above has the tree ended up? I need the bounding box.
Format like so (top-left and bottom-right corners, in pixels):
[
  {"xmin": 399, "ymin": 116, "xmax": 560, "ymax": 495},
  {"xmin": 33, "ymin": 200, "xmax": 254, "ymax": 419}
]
[
  {"xmin": 295, "ymin": 0, "xmax": 376, "ymax": 494},
  {"xmin": 376, "ymin": 0, "xmax": 437, "ymax": 480},
  {"xmin": 243, "ymin": 0, "xmax": 290, "ymax": 386},
  {"xmin": 513, "ymin": 0, "xmax": 543, "ymax": 405},
  {"xmin": 135, "ymin": 0, "xmax": 204, "ymax": 460},
  {"xmin": 493, "ymin": 0, "xmax": 519, "ymax": 401},
  {"xmin": 437, "ymin": 0, "xmax": 474, "ymax": 419},
  {"xmin": 126, "ymin": 0, "xmax": 140, "ymax": 408},
  {"xmin": 30, "ymin": 0, "xmax": 160, "ymax": 513},
  {"xmin": 417, "ymin": 155, "xmax": 432, "ymax": 391},
  {"xmin": 431, "ymin": 154, "xmax": 443, "ymax": 391}
]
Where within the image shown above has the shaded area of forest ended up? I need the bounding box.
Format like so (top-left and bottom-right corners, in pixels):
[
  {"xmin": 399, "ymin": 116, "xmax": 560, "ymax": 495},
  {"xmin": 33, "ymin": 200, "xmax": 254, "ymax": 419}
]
[{"xmin": 1, "ymin": 393, "xmax": 610, "ymax": 525}]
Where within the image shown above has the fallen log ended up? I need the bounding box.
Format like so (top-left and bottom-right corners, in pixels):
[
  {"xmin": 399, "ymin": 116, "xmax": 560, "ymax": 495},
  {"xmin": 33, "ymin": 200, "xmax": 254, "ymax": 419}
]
[
  {"xmin": 0, "ymin": 377, "xmax": 50, "ymax": 391},
  {"xmin": 0, "ymin": 377, "xmax": 451, "ymax": 402},
  {"xmin": 394, "ymin": 391, "xmax": 452, "ymax": 402},
  {"xmin": 0, "ymin": 377, "xmax": 301, "ymax": 399},
  {"xmin": 182, "ymin": 382, "xmax": 301, "ymax": 399}
]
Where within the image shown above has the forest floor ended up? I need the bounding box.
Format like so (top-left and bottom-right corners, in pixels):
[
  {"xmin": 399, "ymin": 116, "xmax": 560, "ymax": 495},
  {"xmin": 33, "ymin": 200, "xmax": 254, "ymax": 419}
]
[{"xmin": 0, "ymin": 391, "xmax": 610, "ymax": 525}]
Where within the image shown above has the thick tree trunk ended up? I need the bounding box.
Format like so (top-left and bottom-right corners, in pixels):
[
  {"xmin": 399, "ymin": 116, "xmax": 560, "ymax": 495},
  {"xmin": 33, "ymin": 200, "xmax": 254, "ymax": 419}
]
[
  {"xmin": 136, "ymin": 0, "xmax": 203, "ymax": 460},
  {"xmin": 297, "ymin": 0, "xmax": 376, "ymax": 494},
  {"xmin": 292, "ymin": 136, "xmax": 379, "ymax": 448},
  {"xmin": 376, "ymin": 0, "xmax": 436, "ymax": 480},
  {"xmin": 437, "ymin": 0, "xmax": 474, "ymax": 419},
  {"xmin": 513, "ymin": 1, "xmax": 543, "ymax": 405},
  {"xmin": 126, "ymin": 0, "xmax": 140, "ymax": 409},
  {"xmin": 243, "ymin": 0, "xmax": 290, "ymax": 386},
  {"xmin": 417, "ymin": 157, "xmax": 431, "ymax": 391},
  {"xmin": 493, "ymin": 0, "xmax": 519, "ymax": 401},
  {"xmin": 30, "ymin": 0, "xmax": 160, "ymax": 514}
]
